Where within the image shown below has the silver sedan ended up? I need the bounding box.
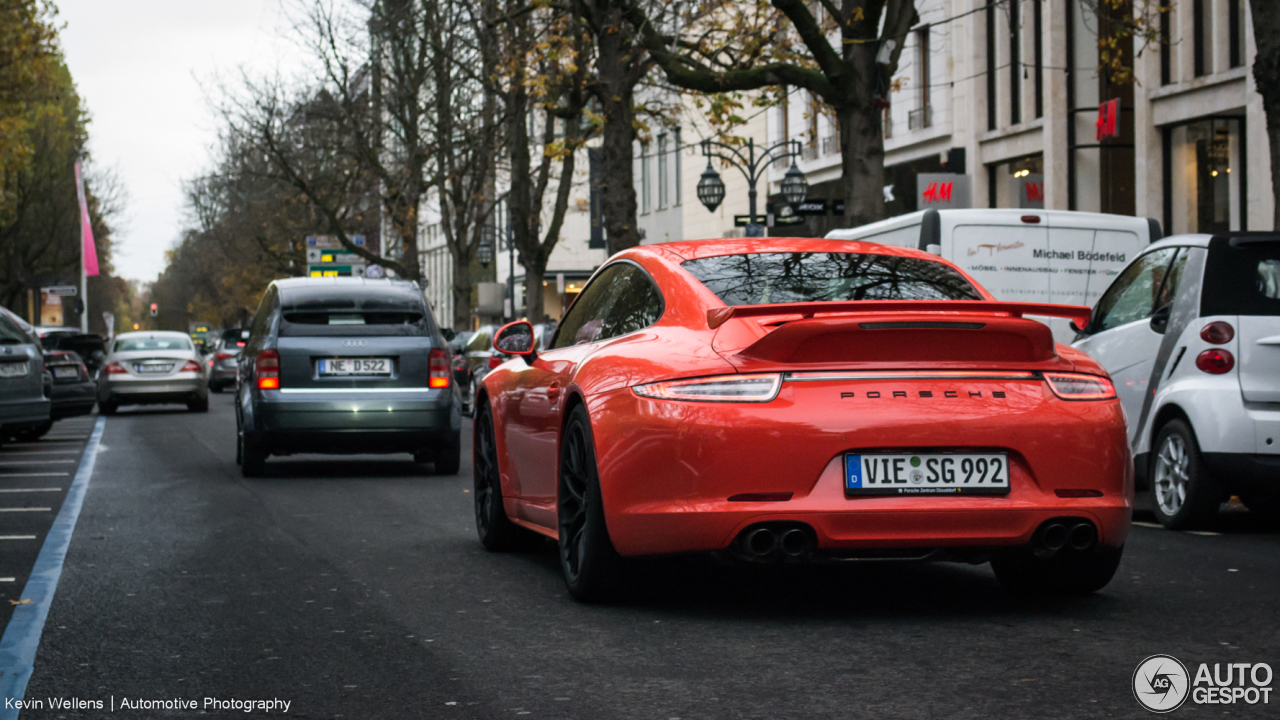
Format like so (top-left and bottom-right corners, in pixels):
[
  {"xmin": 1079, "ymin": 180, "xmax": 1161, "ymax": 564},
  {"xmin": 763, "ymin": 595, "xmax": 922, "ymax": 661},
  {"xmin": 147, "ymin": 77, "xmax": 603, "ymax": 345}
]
[{"xmin": 98, "ymin": 331, "xmax": 209, "ymax": 414}]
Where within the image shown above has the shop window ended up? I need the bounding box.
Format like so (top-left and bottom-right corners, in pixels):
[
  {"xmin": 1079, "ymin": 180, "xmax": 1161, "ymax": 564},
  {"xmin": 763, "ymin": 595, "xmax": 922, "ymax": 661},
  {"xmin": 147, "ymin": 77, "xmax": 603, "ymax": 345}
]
[
  {"xmin": 1165, "ymin": 118, "xmax": 1243, "ymax": 235},
  {"xmin": 1159, "ymin": 0, "xmax": 1171, "ymax": 85},
  {"xmin": 1229, "ymin": 0, "xmax": 1243, "ymax": 69},
  {"xmin": 1193, "ymin": 0, "xmax": 1208, "ymax": 78},
  {"xmin": 988, "ymin": 154, "xmax": 1045, "ymax": 209}
]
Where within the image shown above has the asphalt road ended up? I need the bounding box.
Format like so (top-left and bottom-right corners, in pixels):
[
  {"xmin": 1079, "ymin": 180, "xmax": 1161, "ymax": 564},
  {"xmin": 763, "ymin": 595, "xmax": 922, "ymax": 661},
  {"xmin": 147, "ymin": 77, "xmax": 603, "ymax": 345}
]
[{"xmin": 8, "ymin": 393, "xmax": 1280, "ymax": 719}]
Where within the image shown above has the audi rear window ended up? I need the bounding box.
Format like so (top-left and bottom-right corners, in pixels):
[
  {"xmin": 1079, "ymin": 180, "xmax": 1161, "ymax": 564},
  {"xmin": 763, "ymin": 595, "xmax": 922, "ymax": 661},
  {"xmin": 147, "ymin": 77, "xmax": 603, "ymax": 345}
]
[
  {"xmin": 681, "ymin": 252, "xmax": 983, "ymax": 306},
  {"xmin": 279, "ymin": 288, "xmax": 431, "ymax": 337},
  {"xmin": 1202, "ymin": 237, "xmax": 1280, "ymax": 317}
]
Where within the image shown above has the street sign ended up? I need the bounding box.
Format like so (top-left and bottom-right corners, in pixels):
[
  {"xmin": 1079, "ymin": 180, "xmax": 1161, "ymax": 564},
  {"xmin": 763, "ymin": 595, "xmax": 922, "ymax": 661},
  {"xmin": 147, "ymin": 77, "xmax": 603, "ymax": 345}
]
[
  {"xmin": 733, "ymin": 215, "xmax": 768, "ymax": 227},
  {"xmin": 306, "ymin": 235, "xmax": 366, "ymax": 249},
  {"xmin": 42, "ymin": 285, "xmax": 77, "ymax": 296},
  {"xmin": 309, "ymin": 265, "xmax": 353, "ymax": 277}
]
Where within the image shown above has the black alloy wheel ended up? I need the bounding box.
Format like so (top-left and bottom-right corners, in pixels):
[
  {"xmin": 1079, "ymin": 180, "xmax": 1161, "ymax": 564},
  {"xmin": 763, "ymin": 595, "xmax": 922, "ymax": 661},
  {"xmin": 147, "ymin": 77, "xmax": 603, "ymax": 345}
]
[
  {"xmin": 473, "ymin": 403, "xmax": 526, "ymax": 551},
  {"xmin": 557, "ymin": 404, "xmax": 625, "ymax": 602}
]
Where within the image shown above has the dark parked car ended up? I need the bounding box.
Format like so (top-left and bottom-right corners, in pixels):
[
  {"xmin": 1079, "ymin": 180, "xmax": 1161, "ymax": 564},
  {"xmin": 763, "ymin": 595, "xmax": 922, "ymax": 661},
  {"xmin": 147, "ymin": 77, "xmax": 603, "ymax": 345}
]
[
  {"xmin": 0, "ymin": 308, "xmax": 51, "ymax": 444},
  {"xmin": 209, "ymin": 328, "xmax": 249, "ymax": 392},
  {"xmin": 44, "ymin": 349, "xmax": 96, "ymax": 423},
  {"xmin": 35, "ymin": 327, "xmax": 107, "ymax": 376},
  {"xmin": 235, "ymin": 277, "xmax": 462, "ymax": 477}
]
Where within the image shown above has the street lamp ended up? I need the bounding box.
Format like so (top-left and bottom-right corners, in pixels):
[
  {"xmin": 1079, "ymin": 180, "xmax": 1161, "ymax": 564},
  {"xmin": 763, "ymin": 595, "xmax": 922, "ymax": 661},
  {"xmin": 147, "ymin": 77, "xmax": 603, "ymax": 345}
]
[
  {"xmin": 696, "ymin": 138, "xmax": 805, "ymax": 238},
  {"xmin": 478, "ymin": 225, "xmax": 495, "ymax": 267},
  {"xmin": 696, "ymin": 161, "xmax": 726, "ymax": 212}
]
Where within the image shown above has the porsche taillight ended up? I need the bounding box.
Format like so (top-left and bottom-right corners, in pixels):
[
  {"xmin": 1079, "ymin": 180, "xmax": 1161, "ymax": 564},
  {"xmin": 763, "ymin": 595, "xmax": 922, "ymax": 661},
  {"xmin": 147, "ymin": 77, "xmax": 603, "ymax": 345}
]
[
  {"xmin": 256, "ymin": 349, "xmax": 279, "ymax": 390},
  {"xmin": 633, "ymin": 373, "xmax": 782, "ymax": 403},
  {"xmin": 429, "ymin": 348, "xmax": 450, "ymax": 389},
  {"xmin": 106, "ymin": 362, "xmax": 128, "ymax": 375},
  {"xmin": 1043, "ymin": 373, "xmax": 1116, "ymax": 401}
]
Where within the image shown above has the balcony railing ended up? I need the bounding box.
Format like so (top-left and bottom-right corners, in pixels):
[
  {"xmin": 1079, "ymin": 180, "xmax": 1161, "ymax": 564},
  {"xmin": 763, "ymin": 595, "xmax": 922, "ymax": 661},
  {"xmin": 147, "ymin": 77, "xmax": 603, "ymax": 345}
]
[
  {"xmin": 908, "ymin": 106, "xmax": 932, "ymax": 131},
  {"xmin": 800, "ymin": 143, "xmax": 819, "ymax": 161},
  {"xmin": 821, "ymin": 134, "xmax": 839, "ymax": 156}
]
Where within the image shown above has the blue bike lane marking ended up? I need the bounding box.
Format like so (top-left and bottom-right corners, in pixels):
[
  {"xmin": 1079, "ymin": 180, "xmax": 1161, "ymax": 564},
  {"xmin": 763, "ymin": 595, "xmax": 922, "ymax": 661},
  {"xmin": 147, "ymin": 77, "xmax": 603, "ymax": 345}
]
[{"xmin": 0, "ymin": 415, "xmax": 105, "ymax": 718}]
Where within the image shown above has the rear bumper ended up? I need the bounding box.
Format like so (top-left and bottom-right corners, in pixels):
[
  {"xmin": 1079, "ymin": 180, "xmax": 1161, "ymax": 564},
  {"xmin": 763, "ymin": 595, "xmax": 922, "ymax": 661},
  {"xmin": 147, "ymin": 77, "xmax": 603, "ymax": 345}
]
[
  {"xmin": 585, "ymin": 377, "xmax": 1132, "ymax": 558},
  {"xmin": 0, "ymin": 398, "xmax": 51, "ymax": 428},
  {"xmin": 251, "ymin": 388, "xmax": 459, "ymax": 454},
  {"xmin": 50, "ymin": 381, "xmax": 96, "ymax": 419},
  {"xmin": 102, "ymin": 375, "xmax": 205, "ymax": 400},
  {"xmin": 1203, "ymin": 452, "xmax": 1280, "ymax": 498}
]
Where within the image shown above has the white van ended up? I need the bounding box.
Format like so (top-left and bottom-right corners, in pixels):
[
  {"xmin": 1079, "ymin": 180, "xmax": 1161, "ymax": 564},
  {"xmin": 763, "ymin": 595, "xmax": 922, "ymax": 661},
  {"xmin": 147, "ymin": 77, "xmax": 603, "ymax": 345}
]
[{"xmin": 825, "ymin": 209, "xmax": 1161, "ymax": 342}]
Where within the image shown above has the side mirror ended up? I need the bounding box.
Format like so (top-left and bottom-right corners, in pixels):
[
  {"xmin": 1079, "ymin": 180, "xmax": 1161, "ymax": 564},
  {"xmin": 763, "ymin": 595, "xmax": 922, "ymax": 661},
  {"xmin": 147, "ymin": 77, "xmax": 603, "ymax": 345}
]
[
  {"xmin": 1150, "ymin": 305, "xmax": 1172, "ymax": 334},
  {"xmin": 493, "ymin": 320, "xmax": 536, "ymax": 360}
]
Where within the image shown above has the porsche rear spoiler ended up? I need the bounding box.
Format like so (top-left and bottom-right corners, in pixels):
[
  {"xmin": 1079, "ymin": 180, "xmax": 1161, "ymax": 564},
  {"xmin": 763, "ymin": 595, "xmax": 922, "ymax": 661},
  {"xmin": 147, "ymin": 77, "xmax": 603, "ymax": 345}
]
[{"xmin": 706, "ymin": 300, "xmax": 1091, "ymax": 331}]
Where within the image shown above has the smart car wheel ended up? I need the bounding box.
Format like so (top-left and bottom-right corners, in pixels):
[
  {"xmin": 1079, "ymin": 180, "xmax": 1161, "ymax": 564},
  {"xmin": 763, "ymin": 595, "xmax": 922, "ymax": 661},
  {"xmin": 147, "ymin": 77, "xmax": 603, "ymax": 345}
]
[
  {"xmin": 1151, "ymin": 419, "xmax": 1221, "ymax": 530},
  {"xmin": 473, "ymin": 403, "xmax": 527, "ymax": 551},
  {"xmin": 557, "ymin": 404, "xmax": 625, "ymax": 603},
  {"xmin": 991, "ymin": 545, "xmax": 1124, "ymax": 596}
]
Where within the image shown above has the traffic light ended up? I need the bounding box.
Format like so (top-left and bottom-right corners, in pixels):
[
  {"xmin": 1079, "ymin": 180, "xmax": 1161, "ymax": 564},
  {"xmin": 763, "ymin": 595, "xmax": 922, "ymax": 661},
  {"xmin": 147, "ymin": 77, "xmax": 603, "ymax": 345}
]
[{"xmin": 150, "ymin": 303, "xmax": 158, "ymax": 317}]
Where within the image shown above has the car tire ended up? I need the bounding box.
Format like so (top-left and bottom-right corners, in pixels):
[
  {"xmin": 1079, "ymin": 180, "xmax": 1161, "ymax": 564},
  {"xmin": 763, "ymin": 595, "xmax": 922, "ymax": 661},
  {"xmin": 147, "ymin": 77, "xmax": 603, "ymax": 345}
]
[
  {"xmin": 557, "ymin": 404, "xmax": 626, "ymax": 603},
  {"xmin": 1150, "ymin": 419, "xmax": 1222, "ymax": 530},
  {"xmin": 434, "ymin": 432, "xmax": 462, "ymax": 475},
  {"xmin": 188, "ymin": 395, "xmax": 209, "ymax": 413},
  {"xmin": 991, "ymin": 545, "xmax": 1124, "ymax": 596},
  {"xmin": 12, "ymin": 420, "xmax": 53, "ymax": 443},
  {"xmin": 99, "ymin": 399, "xmax": 117, "ymax": 415},
  {"xmin": 473, "ymin": 403, "xmax": 531, "ymax": 551},
  {"xmin": 240, "ymin": 430, "xmax": 267, "ymax": 477}
]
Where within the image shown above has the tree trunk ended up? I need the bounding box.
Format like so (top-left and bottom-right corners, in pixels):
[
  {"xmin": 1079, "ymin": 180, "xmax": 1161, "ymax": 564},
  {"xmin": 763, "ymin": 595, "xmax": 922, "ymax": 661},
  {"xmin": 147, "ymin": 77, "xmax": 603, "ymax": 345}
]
[
  {"xmin": 523, "ymin": 250, "xmax": 549, "ymax": 322},
  {"xmin": 1252, "ymin": 0, "xmax": 1280, "ymax": 230},
  {"xmin": 837, "ymin": 101, "xmax": 886, "ymax": 229},
  {"xmin": 595, "ymin": 3, "xmax": 641, "ymax": 256},
  {"xmin": 451, "ymin": 249, "xmax": 472, "ymax": 331}
]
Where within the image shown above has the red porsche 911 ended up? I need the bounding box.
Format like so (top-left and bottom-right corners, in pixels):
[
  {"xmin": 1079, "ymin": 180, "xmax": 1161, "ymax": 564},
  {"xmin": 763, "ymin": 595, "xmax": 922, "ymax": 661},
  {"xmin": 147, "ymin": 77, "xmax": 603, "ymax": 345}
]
[{"xmin": 473, "ymin": 238, "xmax": 1131, "ymax": 602}]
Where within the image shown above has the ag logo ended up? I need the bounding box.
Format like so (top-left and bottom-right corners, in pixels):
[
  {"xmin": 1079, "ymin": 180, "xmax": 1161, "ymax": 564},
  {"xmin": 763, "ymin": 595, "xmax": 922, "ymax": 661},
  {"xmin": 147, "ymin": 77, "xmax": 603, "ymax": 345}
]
[{"xmin": 1134, "ymin": 654, "xmax": 1190, "ymax": 713}]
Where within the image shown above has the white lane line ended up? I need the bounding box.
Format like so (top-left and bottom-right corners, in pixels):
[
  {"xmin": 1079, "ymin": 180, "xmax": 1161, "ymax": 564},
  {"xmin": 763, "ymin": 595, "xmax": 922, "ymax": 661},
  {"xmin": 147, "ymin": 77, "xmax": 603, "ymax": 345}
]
[
  {"xmin": 1133, "ymin": 521, "xmax": 1163, "ymax": 529},
  {"xmin": 0, "ymin": 509, "xmax": 50, "ymax": 513},
  {"xmin": 0, "ymin": 579, "xmax": 14, "ymax": 583},
  {"xmin": 0, "ymin": 451, "xmax": 80, "ymax": 456},
  {"xmin": 0, "ymin": 537, "xmax": 36, "ymax": 541},
  {"xmin": 0, "ymin": 474, "xmax": 69, "ymax": 478},
  {"xmin": 0, "ymin": 489, "xmax": 61, "ymax": 494},
  {"xmin": 0, "ymin": 461, "xmax": 76, "ymax": 466}
]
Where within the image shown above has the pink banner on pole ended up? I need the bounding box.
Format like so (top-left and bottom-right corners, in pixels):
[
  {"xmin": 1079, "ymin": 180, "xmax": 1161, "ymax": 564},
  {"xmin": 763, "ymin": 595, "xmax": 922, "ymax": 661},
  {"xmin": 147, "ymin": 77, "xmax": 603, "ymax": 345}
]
[{"xmin": 74, "ymin": 161, "xmax": 99, "ymax": 277}]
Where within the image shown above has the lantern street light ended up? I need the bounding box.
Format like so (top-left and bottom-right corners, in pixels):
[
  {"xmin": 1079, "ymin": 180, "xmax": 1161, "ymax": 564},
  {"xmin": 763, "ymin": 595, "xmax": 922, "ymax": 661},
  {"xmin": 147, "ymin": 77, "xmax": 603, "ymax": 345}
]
[
  {"xmin": 696, "ymin": 137, "xmax": 805, "ymax": 238},
  {"xmin": 478, "ymin": 225, "xmax": 495, "ymax": 268}
]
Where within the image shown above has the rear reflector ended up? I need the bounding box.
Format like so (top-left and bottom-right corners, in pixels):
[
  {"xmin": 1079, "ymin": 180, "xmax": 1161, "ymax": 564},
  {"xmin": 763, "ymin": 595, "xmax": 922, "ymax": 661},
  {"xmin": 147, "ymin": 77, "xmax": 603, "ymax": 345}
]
[
  {"xmin": 634, "ymin": 373, "xmax": 782, "ymax": 402},
  {"xmin": 1021, "ymin": 215, "xmax": 1041, "ymax": 223},
  {"xmin": 1055, "ymin": 489, "xmax": 1104, "ymax": 498},
  {"xmin": 1043, "ymin": 373, "xmax": 1116, "ymax": 400},
  {"xmin": 728, "ymin": 493, "xmax": 794, "ymax": 503},
  {"xmin": 106, "ymin": 362, "xmax": 127, "ymax": 375},
  {"xmin": 429, "ymin": 348, "xmax": 450, "ymax": 389},
  {"xmin": 256, "ymin": 349, "xmax": 279, "ymax": 390}
]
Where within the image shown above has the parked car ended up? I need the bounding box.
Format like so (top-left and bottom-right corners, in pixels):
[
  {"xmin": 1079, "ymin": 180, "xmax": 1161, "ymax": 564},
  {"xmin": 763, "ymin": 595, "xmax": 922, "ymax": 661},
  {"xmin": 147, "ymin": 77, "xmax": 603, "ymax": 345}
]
[
  {"xmin": 0, "ymin": 308, "xmax": 51, "ymax": 443},
  {"xmin": 35, "ymin": 327, "xmax": 107, "ymax": 376},
  {"xmin": 448, "ymin": 330, "xmax": 475, "ymax": 405},
  {"xmin": 474, "ymin": 238, "xmax": 1129, "ymax": 601},
  {"xmin": 44, "ymin": 349, "xmax": 96, "ymax": 422},
  {"xmin": 234, "ymin": 277, "xmax": 462, "ymax": 477},
  {"xmin": 208, "ymin": 328, "xmax": 249, "ymax": 392},
  {"xmin": 826, "ymin": 209, "xmax": 1161, "ymax": 342},
  {"xmin": 98, "ymin": 331, "xmax": 209, "ymax": 414},
  {"xmin": 1073, "ymin": 232, "xmax": 1280, "ymax": 528}
]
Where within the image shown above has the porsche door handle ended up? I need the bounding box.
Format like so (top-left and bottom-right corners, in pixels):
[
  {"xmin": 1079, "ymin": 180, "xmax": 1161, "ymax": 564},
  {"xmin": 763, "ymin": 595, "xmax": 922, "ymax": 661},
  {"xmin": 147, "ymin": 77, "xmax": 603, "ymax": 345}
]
[{"xmin": 546, "ymin": 382, "xmax": 561, "ymax": 401}]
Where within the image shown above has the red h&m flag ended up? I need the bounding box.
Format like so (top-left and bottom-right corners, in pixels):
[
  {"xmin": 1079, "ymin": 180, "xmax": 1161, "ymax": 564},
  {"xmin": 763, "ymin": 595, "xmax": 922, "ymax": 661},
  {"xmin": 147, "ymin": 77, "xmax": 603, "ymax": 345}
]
[
  {"xmin": 1096, "ymin": 98, "xmax": 1120, "ymax": 141},
  {"xmin": 74, "ymin": 161, "xmax": 99, "ymax": 277}
]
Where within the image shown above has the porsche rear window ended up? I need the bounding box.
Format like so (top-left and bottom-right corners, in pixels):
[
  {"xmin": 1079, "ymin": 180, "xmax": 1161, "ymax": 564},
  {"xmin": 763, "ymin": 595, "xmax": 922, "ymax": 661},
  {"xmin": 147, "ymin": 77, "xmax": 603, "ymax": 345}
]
[{"xmin": 681, "ymin": 252, "xmax": 982, "ymax": 306}]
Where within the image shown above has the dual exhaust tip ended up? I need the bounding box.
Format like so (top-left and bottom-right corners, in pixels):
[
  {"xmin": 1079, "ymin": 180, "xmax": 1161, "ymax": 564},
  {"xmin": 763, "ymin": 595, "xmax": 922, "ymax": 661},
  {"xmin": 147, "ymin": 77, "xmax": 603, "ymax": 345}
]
[
  {"xmin": 1035, "ymin": 519, "xmax": 1097, "ymax": 553},
  {"xmin": 741, "ymin": 524, "xmax": 813, "ymax": 561}
]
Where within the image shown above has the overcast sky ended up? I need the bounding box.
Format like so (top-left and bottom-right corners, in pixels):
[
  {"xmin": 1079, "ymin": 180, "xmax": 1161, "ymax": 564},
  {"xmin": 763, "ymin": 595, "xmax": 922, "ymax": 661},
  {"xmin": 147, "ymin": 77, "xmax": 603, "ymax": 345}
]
[{"xmin": 60, "ymin": 0, "xmax": 304, "ymax": 284}]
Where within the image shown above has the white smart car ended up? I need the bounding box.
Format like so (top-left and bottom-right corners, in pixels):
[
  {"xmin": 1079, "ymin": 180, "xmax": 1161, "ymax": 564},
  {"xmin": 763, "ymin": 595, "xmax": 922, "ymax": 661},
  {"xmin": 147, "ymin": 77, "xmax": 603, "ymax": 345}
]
[{"xmin": 1073, "ymin": 233, "xmax": 1280, "ymax": 528}]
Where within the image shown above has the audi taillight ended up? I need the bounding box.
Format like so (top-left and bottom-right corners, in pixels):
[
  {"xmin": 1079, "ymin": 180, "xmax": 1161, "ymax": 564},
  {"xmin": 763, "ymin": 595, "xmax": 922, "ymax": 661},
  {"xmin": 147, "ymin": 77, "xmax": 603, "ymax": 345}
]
[
  {"xmin": 106, "ymin": 362, "xmax": 128, "ymax": 375},
  {"xmin": 256, "ymin": 349, "xmax": 280, "ymax": 389},
  {"xmin": 634, "ymin": 373, "xmax": 783, "ymax": 403},
  {"xmin": 1195, "ymin": 349, "xmax": 1234, "ymax": 374},
  {"xmin": 1043, "ymin": 373, "xmax": 1116, "ymax": 401},
  {"xmin": 215, "ymin": 352, "xmax": 233, "ymax": 361},
  {"xmin": 1200, "ymin": 322, "xmax": 1234, "ymax": 344},
  {"xmin": 429, "ymin": 348, "xmax": 450, "ymax": 388}
]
